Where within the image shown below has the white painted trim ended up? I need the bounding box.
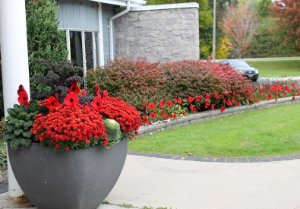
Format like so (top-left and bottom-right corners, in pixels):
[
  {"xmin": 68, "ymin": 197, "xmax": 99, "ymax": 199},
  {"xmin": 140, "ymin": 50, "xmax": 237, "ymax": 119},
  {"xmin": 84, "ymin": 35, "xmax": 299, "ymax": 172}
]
[
  {"xmin": 90, "ymin": 0, "xmax": 144, "ymax": 7},
  {"xmin": 81, "ymin": 31, "xmax": 87, "ymax": 83},
  {"xmin": 98, "ymin": 3, "xmax": 105, "ymax": 66},
  {"xmin": 109, "ymin": 1, "xmax": 131, "ymax": 61},
  {"xmin": 66, "ymin": 30, "xmax": 71, "ymax": 62},
  {"xmin": 92, "ymin": 32, "xmax": 97, "ymax": 69},
  {"xmin": 0, "ymin": 0, "xmax": 30, "ymax": 197},
  {"xmin": 130, "ymin": 3, "xmax": 199, "ymax": 11},
  {"xmin": 59, "ymin": 28, "xmax": 97, "ymax": 32}
]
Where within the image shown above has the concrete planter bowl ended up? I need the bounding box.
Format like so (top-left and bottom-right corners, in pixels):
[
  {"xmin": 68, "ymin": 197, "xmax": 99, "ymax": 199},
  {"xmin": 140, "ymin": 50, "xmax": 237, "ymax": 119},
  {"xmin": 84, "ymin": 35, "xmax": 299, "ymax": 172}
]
[{"xmin": 8, "ymin": 139, "xmax": 128, "ymax": 209}]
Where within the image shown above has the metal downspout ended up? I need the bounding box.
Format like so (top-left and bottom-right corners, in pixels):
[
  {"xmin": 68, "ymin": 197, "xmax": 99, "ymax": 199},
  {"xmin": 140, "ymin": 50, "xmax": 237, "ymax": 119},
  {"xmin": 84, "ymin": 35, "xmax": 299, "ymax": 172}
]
[{"xmin": 109, "ymin": 0, "xmax": 131, "ymax": 61}]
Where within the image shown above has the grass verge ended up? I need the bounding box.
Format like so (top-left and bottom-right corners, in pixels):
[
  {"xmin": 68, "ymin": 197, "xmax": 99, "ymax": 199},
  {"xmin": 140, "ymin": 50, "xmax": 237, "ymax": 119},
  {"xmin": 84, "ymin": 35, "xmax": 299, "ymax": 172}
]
[
  {"xmin": 248, "ymin": 60, "xmax": 300, "ymax": 77},
  {"xmin": 129, "ymin": 103, "xmax": 300, "ymax": 157}
]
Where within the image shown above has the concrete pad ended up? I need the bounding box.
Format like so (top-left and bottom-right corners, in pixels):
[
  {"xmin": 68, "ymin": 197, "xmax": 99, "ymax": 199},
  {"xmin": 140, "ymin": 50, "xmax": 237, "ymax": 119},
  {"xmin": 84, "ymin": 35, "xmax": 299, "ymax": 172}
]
[{"xmin": 105, "ymin": 155, "xmax": 300, "ymax": 209}]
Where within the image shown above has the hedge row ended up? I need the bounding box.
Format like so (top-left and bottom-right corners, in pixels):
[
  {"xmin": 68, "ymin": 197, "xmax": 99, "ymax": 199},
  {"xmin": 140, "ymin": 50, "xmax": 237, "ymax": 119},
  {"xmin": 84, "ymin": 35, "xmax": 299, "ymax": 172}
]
[{"xmin": 87, "ymin": 59, "xmax": 253, "ymax": 112}]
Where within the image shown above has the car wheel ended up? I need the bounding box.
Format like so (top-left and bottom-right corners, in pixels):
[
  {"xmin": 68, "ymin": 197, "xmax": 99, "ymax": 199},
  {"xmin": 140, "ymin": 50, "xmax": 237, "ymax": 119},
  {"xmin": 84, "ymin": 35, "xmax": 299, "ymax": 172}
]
[{"xmin": 252, "ymin": 78, "xmax": 258, "ymax": 82}]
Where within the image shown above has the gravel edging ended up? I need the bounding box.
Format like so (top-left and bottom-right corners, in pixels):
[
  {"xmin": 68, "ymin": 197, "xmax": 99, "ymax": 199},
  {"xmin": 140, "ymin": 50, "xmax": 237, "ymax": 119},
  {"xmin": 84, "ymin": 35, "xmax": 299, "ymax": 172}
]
[
  {"xmin": 138, "ymin": 96, "xmax": 300, "ymax": 135},
  {"xmin": 134, "ymin": 96, "xmax": 300, "ymax": 163}
]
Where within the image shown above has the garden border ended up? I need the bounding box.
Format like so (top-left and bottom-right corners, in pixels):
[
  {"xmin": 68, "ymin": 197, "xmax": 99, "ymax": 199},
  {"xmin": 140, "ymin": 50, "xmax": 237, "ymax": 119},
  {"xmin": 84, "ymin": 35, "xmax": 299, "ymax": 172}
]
[{"xmin": 132, "ymin": 96, "xmax": 300, "ymax": 163}]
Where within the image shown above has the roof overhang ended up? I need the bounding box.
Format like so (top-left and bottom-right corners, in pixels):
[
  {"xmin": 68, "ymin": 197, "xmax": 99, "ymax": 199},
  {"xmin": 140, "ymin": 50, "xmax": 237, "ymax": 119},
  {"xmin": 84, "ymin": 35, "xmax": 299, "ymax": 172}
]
[{"xmin": 89, "ymin": 0, "xmax": 146, "ymax": 7}]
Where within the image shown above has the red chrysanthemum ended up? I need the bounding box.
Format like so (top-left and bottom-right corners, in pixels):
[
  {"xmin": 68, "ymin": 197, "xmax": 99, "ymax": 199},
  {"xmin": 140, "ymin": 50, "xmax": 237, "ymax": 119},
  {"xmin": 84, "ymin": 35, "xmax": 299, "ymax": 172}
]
[
  {"xmin": 69, "ymin": 81, "xmax": 80, "ymax": 94},
  {"xmin": 195, "ymin": 95, "xmax": 201, "ymax": 101},
  {"xmin": 167, "ymin": 101, "xmax": 172, "ymax": 107},
  {"xmin": 211, "ymin": 105, "xmax": 215, "ymax": 110},
  {"xmin": 174, "ymin": 98, "xmax": 178, "ymax": 104},
  {"xmin": 64, "ymin": 92, "xmax": 79, "ymax": 106}
]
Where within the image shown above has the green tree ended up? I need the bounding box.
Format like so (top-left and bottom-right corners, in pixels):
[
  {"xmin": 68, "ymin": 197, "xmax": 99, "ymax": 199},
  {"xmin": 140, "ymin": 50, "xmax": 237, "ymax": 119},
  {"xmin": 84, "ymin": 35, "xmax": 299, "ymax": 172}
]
[
  {"xmin": 257, "ymin": 0, "xmax": 272, "ymax": 18},
  {"xmin": 26, "ymin": 0, "xmax": 67, "ymax": 75}
]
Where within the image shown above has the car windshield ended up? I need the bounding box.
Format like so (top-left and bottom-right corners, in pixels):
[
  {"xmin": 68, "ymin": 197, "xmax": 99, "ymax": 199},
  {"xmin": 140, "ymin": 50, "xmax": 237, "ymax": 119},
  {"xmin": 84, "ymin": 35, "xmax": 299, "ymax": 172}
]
[{"xmin": 229, "ymin": 60, "xmax": 250, "ymax": 68}]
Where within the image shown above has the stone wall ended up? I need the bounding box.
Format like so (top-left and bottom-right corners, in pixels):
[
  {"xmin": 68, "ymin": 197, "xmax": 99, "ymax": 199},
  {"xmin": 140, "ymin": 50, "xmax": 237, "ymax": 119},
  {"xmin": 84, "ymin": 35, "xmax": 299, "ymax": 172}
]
[{"xmin": 114, "ymin": 5, "xmax": 199, "ymax": 62}]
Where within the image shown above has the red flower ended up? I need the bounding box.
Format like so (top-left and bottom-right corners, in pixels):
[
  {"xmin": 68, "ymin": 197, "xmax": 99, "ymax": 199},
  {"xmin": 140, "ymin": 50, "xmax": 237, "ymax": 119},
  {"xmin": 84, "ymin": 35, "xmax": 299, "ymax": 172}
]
[
  {"xmin": 211, "ymin": 105, "xmax": 215, "ymax": 110},
  {"xmin": 172, "ymin": 113, "xmax": 177, "ymax": 119},
  {"xmin": 267, "ymin": 94, "xmax": 272, "ymax": 100},
  {"xmin": 235, "ymin": 102, "xmax": 240, "ymax": 106},
  {"xmin": 17, "ymin": 84, "xmax": 26, "ymax": 95},
  {"xmin": 102, "ymin": 90, "xmax": 109, "ymax": 98},
  {"xmin": 65, "ymin": 146, "xmax": 70, "ymax": 151},
  {"xmin": 167, "ymin": 101, "xmax": 172, "ymax": 107},
  {"xmin": 64, "ymin": 92, "xmax": 79, "ymax": 106},
  {"xmin": 205, "ymin": 102, "xmax": 210, "ymax": 109},
  {"xmin": 220, "ymin": 106, "xmax": 225, "ymax": 113},
  {"xmin": 174, "ymin": 98, "xmax": 178, "ymax": 104},
  {"xmin": 150, "ymin": 112, "xmax": 157, "ymax": 119},
  {"xmin": 148, "ymin": 102, "xmax": 156, "ymax": 110},
  {"xmin": 160, "ymin": 110, "xmax": 165, "ymax": 117},
  {"xmin": 55, "ymin": 144, "xmax": 61, "ymax": 149},
  {"xmin": 188, "ymin": 96, "xmax": 194, "ymax": 103},
  {"xmin": 91, "ymin": 96, "xmax": 102, "ymax": 111},
  {"xmin": 38, "ymin": 96, "xmax": 60, "ymax": 110},
  {"xmin": 285, "ymin": 85, "xmax": 291, "ymax": 92},
  {"xmin": 159, "ymin": 100, "xmax": 165, "ymax": 108},
  {"xmin": 164, "ymin": 114, "xmax": 169, "ymax": 120},
  {"xmin": 95, "ymin": 85, "xmax": 101, "ymax": 96},
  {"xmin": 213, "ymin": 92, "xmax": 219, "ymax": 99},
  {"xmin": 18, "ymin": 91, "xmax": 30, "ymax": 106},
  {"xmin": 81, "ymin": 89, "xmax": 87, "ymax": 97},
  {"xmin": 195, "ymin": 95, "xmax": 201, "ymax": 101},
  {"xmin": 292, "ymin": 96, "xmax": 296, "ymax": 101},
  {"xmin": 205, "ymin": 93, "xmax": 210, "ymax": 100},
  {"xmin": 142, "ymin": 103, "xmax": 147, "ymax": 109},
  {"xmin": 69, "ymin": 81, "xmax": 80, "ymax": 94},
  {"xmin": 143, "ymin": 116, "xmax": 150, "ymax": 125},
  {"xmin": 103, "ymin": 138, "xmax": 108, "ymax": 146},
  {"xmin": 86, "ymin": 140, "xmax": 91, "ymax": 145},
  {"xmin": 177, "ymin": 98, "xmax": 183, "ymax": 104}
]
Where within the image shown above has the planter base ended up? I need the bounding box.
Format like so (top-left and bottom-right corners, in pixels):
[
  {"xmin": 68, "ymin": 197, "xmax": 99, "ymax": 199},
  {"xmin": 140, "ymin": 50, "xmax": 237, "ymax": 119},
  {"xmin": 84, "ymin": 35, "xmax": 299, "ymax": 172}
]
[{"xmin": 8, "ymin": 139, "xmax": 128, "ymax": 209}]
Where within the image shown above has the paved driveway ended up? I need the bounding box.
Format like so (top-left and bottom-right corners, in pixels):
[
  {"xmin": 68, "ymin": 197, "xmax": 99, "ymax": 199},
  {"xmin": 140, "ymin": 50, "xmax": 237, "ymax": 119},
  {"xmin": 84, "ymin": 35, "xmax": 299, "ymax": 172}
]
[{"xmin": 105, "ymin": 154, "xmax": 300, "ymax": 209}]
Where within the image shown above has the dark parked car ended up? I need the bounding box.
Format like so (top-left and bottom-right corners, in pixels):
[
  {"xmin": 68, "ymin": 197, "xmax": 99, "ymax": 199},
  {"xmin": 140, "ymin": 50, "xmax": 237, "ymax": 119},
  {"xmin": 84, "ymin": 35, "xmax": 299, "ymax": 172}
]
[{"xmin": 219, "ymin": 60, "xmax": 259, "ymax": 82}]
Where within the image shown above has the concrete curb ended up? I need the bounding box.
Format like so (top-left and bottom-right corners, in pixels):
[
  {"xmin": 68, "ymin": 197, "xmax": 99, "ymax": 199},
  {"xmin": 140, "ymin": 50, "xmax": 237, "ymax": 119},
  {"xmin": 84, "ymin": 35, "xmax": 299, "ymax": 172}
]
[
  {"xmin": 138, "ymin": 96, "xmax": 300, "ymax": 135},
  {"xmin": 128, "ymin": 152, "xmax": 300, "ymax": 163}
]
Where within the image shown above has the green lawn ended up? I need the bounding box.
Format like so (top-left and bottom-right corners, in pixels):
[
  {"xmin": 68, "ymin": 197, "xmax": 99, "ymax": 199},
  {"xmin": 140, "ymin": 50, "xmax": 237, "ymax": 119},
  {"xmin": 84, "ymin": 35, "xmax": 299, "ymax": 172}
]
[
  {"xmin": 129, "ymin": 103, "xmax": 300, "ymax": 157},
  {"xmin": 248, "ymin": 60, "xmax": 300, "ymax": 77}
]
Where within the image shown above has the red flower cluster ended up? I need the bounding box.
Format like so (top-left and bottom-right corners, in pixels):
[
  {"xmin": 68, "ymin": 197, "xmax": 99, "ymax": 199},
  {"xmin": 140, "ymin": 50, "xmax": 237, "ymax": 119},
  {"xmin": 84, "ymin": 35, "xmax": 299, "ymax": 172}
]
[
  {"xmin": 99, "ymin": 96, "xmax": 141, "ymax": 134},
  {"xmin": 31, "ymin": 104, "xmax": 107, "ymax": 150},
  {"xmin": 16, "ymin": 81, "xmax": 142, "ymax": 151}
]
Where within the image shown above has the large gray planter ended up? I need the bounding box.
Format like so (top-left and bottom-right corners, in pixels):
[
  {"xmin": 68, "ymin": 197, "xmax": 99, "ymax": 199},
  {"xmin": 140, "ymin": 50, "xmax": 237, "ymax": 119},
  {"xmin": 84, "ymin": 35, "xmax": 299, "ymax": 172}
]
[{"xmin": 8, "ymin": 139, "xmax": 128, "ymax": 209}]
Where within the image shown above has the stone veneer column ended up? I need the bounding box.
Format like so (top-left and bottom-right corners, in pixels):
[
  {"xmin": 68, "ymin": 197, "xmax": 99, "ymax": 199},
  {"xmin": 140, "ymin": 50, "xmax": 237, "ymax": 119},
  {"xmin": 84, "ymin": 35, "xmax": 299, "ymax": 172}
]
[{"xmin": 114, "ymin": 4, "xmax": 199, "ymax": 62}]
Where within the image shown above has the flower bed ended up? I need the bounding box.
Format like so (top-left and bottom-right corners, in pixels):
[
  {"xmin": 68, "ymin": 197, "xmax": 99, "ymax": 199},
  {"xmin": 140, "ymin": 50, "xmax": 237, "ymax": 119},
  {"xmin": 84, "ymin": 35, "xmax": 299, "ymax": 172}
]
[{"xmin": 87, "ymin": 59, "xmax": 300, "ymax": 125}]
